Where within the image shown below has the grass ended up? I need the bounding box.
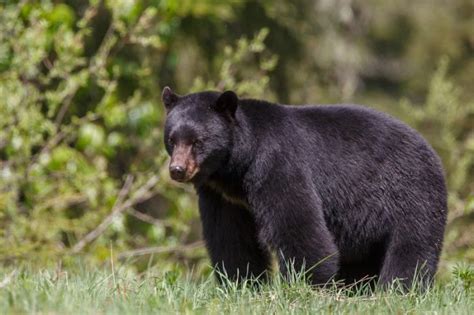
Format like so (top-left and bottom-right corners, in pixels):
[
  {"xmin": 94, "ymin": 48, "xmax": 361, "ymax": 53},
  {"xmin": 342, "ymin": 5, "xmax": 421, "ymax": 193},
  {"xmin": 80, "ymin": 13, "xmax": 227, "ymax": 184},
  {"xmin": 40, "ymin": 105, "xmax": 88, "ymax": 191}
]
[{"xmin": 0, "ymin": 265, "xmax": 473, "ymax": 314}]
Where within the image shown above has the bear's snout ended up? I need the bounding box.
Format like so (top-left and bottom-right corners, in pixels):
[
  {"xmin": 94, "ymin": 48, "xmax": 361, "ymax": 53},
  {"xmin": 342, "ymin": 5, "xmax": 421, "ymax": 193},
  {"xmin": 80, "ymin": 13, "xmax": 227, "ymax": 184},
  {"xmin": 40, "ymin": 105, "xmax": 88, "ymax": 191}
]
[
  {"xmin": 170, "ymin": 165, "xmax": 186, "ymax": 181},
  {"xmin": 169, "ymin": 143, "xmax": 199, "ymax": 182}
]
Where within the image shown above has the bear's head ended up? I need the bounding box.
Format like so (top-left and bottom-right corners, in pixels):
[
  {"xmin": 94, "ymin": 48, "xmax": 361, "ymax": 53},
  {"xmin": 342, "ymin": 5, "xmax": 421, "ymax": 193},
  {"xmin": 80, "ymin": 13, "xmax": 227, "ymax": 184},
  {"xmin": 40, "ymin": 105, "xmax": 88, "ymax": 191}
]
[{"xmin": 162, "ymin": 87, "xmax": 238, "ymax": 183}]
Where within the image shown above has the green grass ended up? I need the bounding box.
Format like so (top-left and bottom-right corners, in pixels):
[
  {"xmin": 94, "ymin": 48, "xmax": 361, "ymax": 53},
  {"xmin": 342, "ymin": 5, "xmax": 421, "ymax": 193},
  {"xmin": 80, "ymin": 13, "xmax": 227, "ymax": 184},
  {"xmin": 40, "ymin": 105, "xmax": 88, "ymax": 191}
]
[{"xmin": 1, "ymin": 266, "xmax": 473, "ymax": 314}]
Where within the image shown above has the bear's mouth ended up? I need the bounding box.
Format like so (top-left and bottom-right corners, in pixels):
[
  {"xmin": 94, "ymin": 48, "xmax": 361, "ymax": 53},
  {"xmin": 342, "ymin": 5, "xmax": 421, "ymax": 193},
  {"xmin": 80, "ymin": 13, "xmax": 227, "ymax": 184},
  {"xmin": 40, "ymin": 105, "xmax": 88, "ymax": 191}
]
[{"xmin": 174, "ymin": 164, "xmax": 200, "ymax": 183}]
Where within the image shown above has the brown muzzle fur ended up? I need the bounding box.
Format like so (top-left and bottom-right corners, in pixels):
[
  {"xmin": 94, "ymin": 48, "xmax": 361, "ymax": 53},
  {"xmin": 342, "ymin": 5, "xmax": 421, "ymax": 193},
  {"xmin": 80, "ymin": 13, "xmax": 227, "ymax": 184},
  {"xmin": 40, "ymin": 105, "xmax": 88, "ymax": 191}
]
[{"xmin": 169, "ymin": 144, "xmax": 199, "ymax": 182}]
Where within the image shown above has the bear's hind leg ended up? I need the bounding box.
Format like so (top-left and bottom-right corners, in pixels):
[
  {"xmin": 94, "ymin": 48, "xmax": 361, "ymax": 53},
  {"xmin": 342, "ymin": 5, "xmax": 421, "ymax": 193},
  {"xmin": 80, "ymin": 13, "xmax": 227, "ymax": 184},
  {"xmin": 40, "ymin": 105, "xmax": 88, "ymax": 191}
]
[{"xmin": 379, "ymin": 235, "xmax": 437, "ymax": 290}]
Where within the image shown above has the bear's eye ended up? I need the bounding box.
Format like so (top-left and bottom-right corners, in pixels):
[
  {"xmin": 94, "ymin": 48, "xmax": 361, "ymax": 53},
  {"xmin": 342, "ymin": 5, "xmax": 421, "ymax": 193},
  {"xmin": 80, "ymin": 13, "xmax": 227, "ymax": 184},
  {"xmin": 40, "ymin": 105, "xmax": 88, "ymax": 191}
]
[
  {"xmin": 168, "ymin": 138, "xmax": 175, "ymax": 147},
  {"xmin": 192, "ymin": 139, "xmax": 204, "ymax": 150}
]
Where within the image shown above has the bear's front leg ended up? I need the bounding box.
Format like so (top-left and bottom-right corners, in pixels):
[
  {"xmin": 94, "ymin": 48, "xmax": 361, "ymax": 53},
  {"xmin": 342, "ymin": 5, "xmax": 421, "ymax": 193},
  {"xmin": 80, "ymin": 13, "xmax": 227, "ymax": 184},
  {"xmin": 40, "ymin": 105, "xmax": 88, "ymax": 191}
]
[
  {"xmin": 248, "ymin": 170, "xmax": 339, "ymax": 286},
  {"xmin": 197, "ymin": 186, "xmax": 272, "ymax": 284}
]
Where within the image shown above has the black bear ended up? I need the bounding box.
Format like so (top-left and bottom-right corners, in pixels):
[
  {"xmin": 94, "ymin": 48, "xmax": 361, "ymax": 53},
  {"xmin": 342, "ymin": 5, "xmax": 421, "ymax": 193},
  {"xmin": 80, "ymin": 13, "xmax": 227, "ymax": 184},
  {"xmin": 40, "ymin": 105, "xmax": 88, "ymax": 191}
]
[{"xmin": 162, "ymin": 87, "xmax": 447, "ymax": 288}]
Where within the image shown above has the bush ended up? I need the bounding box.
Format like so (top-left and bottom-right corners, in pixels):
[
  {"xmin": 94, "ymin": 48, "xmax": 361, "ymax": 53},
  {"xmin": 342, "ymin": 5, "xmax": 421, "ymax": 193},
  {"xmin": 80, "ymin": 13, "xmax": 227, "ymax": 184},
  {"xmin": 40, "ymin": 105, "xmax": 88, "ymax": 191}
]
[{"xmin": 0, "ymin": 2, "xmax": 275, "ymax": 271}]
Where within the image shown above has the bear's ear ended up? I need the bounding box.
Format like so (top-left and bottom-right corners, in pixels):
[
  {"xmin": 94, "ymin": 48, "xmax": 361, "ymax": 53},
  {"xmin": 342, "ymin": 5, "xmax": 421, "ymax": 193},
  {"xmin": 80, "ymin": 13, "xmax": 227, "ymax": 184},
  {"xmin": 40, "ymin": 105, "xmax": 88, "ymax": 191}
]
[
  {"xmin": 212, "ymin": 90, "xmax": 238, "ymax": 118},
  {"xmin": 162, "ymin": 86, "xmax": 179, "ymax": 113}
]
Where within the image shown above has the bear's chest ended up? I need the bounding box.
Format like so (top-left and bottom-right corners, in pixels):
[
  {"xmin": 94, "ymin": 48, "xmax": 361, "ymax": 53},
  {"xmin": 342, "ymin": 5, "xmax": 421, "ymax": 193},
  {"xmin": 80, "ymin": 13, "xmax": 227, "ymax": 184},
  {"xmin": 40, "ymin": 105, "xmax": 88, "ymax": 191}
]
[{"xmin": 205, "ymin": 175, "xmax": 249, "ymax": 209}]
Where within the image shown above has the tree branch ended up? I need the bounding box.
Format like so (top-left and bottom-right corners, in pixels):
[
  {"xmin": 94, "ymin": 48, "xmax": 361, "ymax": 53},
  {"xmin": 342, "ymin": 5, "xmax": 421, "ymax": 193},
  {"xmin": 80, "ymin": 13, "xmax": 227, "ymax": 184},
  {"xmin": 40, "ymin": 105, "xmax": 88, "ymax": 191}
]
[
  {"xmin": 72, "ymin": 174, "xmax": 159, "ymax": 253},
  {"xmin": 126, "ymin": 207, "xmax": 173, "ymax": 228},
  {"xmin": 117, "ymin": 241, "xmax": 204, "ymax": 259}
]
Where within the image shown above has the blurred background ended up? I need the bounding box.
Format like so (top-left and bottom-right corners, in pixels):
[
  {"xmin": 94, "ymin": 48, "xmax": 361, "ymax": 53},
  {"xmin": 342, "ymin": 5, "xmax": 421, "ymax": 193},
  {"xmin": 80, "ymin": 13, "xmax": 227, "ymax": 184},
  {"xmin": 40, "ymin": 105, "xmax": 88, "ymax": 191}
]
[{"xmin": 0, "ymin": 0, "xmax": 473, "ymax": 278}]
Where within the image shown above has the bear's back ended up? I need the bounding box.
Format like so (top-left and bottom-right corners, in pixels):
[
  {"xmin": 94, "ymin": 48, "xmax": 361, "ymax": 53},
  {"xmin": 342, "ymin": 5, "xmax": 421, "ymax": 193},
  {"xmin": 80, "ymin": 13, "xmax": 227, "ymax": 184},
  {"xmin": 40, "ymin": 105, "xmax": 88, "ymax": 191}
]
[{"xmin": 239, "ymin": 101, "xmax": 436, "ymax": 163}]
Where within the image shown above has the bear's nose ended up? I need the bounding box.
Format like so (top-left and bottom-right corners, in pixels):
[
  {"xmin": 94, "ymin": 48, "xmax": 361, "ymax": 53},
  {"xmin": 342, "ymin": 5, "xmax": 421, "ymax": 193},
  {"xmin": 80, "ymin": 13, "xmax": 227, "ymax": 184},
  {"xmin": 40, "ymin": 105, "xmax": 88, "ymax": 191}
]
[{"xmin": 170, "ymin": 165, "xmax": 186, "ymax": 181}]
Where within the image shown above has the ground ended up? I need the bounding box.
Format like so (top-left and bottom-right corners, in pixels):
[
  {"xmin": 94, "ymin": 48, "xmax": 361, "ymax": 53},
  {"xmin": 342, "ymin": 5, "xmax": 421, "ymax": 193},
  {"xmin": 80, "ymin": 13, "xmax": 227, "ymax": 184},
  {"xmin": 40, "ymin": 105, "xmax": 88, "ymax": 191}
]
[{"xmin": 1, "ymin": 266, "xmax": 473, "ymax": 314}]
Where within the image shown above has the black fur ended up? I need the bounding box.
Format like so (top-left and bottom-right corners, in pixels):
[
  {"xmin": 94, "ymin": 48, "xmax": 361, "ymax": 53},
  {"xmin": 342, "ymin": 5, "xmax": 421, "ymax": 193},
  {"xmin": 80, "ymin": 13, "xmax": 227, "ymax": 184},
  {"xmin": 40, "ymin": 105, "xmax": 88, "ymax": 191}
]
[{"xmin": 162, "ymin": 88, "xmax": 447, "ymax": 288}]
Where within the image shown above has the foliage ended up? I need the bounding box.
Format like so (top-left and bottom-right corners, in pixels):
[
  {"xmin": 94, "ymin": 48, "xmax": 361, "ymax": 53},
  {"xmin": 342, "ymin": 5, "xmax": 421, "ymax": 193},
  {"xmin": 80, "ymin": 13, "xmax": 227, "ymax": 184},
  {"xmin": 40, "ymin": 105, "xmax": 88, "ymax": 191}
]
[
  {"xmin": 0, "ymin": 265, "xmax": 474, "ymax": 314},
  {"xmin": 0, "ymin": 1, "xmax": 275, "ymax": 269}
]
